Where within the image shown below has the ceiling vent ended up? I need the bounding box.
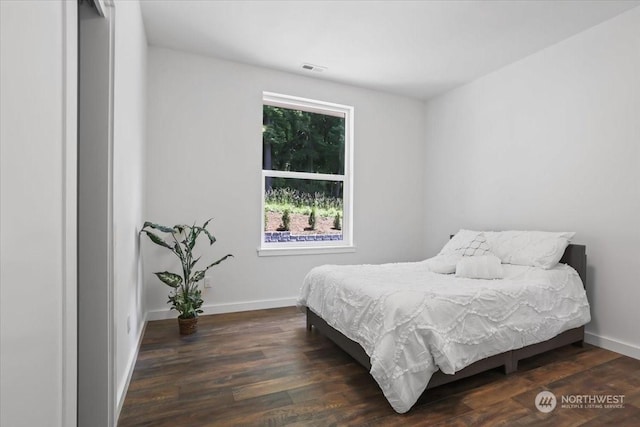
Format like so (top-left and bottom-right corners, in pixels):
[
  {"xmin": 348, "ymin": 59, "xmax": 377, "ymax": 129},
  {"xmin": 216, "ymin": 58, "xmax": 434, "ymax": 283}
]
[{"xmin": 301, "ymin": 63, "xmax": 327, "ymax": 73}]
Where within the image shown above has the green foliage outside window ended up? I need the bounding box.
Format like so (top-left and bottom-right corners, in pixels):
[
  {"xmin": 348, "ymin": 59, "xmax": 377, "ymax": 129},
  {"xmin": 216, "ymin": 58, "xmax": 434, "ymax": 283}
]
[
  {"xmin": 333, "ymin": 212, "xmax": 342, "ymax": 231},
  {"xmin": 280, "ymin": 209, "xmax": 291, "ymax": 231},
  {"xmin": 263, "ymin": 102, "xmax": 346, "ymax": 236},
  {"xmin": 263, "ymin": 106, "xmax": 345, "ymax": 174},
  {"xmin": 308, "ymin": 206, "xmax": 317, "ymax": 230}
]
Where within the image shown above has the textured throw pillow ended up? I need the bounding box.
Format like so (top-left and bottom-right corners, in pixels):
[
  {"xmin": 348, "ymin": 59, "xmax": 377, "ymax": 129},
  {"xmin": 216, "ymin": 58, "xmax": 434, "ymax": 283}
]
[
  {"xmin": 424, "ymin": 254, "xmax": 462, "ymax": 274},
  {"xmin": 439, "ymin": 229, "xmax": 492, "ymax": 257},
  {"xmin": 455, "ymin": 254, "xmax": 504, "ymax": 280},
  {"xmin": 484, "ymin": 230, "xmax": 575, "ymax": 269}
]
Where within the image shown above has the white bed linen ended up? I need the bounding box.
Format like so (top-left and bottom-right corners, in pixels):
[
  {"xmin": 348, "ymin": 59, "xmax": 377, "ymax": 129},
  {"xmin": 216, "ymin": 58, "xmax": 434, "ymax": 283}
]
[{"xmin": 297, "ymin": 261, "xmax": 590, "ymax": 413}]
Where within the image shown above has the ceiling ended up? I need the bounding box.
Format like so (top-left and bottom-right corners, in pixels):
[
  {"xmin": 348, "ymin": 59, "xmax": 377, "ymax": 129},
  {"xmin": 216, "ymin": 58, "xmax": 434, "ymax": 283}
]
[{"xmin": 140, "ymin": 0, "xmax": 639, "ymax": 100}]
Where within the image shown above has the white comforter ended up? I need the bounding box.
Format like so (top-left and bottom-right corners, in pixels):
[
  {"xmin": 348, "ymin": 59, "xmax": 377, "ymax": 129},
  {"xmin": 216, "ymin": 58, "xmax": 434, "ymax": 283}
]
[{"xmin": 297, "ymin": 261, "xmax": 590, "ymax": 413}]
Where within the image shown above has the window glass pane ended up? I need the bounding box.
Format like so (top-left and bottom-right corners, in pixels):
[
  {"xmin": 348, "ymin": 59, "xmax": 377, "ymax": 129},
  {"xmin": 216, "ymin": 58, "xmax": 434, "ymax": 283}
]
[
  {"xmin": 264, "ymin": 178, "xmax": 343, "ymax": 243},
  {"xmin": 263, "ymin": 105, "xmax": 345, "ymax": 175}
]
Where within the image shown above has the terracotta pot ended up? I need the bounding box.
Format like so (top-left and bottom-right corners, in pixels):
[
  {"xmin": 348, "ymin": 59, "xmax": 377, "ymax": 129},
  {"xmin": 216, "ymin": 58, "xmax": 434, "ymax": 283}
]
[{"xmin": 178, "ymin": 317, "xmax": 198, "ymax": 335}]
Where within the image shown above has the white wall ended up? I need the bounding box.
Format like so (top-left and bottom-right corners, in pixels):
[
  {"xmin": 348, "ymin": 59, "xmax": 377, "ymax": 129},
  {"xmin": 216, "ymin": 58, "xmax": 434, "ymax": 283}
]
[
  {"xmin": 423, "ymin": 7, "xmax": 640, "ymax": 358},
  {"xmin": 0, "ymin": 1, "xmax": 77, "ymax": 426},
  {"xmin": 113, "ymin": 0, "xmax": 147, "ymax": 415},
  {"xmin": 145, "ymin": 48, "xmax": 425, "ymax": 318}
]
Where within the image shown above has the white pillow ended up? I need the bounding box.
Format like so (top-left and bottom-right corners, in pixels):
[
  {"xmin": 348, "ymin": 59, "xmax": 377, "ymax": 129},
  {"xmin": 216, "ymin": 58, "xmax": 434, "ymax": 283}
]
[
  {"xmin": 424, "ymin": 254, "xmax": 462, "ymax": 274},
  {"xmin": 455, "ymin": 254, "xmax": 504, "ymax": 279},
  {"xmin": 484, "ymin": 230, "xmax": 575, "ymax": 269},
  {"xmin": 438, "ymin": 229, "xmax": 492, "ymax": 257}
]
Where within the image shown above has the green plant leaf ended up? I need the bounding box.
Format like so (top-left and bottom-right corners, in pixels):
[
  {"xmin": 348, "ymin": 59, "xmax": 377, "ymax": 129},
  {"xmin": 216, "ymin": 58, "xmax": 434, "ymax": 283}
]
[
  {"xmin": 142, "ymin": 221, "xmax": 174, "ymax": 233},
  {"xmin": 155, "ymin": 271, "xmax": 182, "ymax": 288},
  {"xmin": 191, "ymin": 254, "xmax": 232, "ymax": 283},
  {"xmin": 195, "ymin": 219, "xmax": 216, "ymax": 245},
  {"xmin": 203, "ymin": 254, "xmax": 233, "ymax": 272},
  {"xmin": 173, "ymin": 240, "xmax": 184, "ymax": 258},
  {"xmin": 186, "ymin": 226, "xmax": 198, "ymax": 251},
  {"xmin": 200, "ymin": 227, "xmax": 216, "ymax": 245},
  {"xmin": 169, "ymin": 286, "xmax": 203, "ymax": 318},
  {"xmin": 173, "ymin": 225, "xmax": 187, "ymax": 233},
  {"xmin": 191, "ymin": 270, "xmax": 205, "ymax": 283},
  {"xmin": 141, "ymin": 230, "xmax": 172, "ymax": 249},
  {"xmin": 190, "ymin": 227, "xmax": 216, "ymax": 246},
  {"xmin": 190, "ymin": 256, "xmax": 201, "ymax": 269}
]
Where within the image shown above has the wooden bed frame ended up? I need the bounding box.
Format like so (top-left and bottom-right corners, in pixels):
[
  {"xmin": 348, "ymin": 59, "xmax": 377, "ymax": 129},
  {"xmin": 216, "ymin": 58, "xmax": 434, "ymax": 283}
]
[{"xmin": 306, "ymin": 244, "xmax": 587, "ymax": 391}]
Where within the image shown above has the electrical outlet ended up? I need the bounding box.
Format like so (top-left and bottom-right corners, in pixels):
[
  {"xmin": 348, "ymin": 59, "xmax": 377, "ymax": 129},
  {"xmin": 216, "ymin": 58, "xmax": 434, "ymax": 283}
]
[{"xmin": 204, "ymin": 276, "xmax": 212, "ymax": 288}]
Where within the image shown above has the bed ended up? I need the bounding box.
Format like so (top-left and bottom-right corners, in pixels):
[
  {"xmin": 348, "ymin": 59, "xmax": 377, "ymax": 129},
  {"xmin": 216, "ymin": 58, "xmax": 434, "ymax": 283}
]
[{"xmin": 298, "ymin": 230, "xmax": 590, "ymax": 413}]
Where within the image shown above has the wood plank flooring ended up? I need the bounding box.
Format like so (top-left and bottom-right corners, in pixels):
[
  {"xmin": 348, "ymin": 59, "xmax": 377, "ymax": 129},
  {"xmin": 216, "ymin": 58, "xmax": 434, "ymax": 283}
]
[{"xmin": 118, "ymin": 307, "xmax": 640, "ymax": 426}]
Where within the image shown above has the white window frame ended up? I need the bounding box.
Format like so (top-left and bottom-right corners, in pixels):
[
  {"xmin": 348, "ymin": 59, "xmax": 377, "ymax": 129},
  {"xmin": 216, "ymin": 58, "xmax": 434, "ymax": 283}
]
[{"xmin": 258, "ymin": 92, "xmax": 354, "ymax": 256}]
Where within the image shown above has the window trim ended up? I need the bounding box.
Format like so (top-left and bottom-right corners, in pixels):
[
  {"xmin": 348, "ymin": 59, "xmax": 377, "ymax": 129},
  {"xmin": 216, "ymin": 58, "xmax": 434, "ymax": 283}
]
[{"xmin": 258, "ymin": 92, "xmax": 354, "ymax": 256}]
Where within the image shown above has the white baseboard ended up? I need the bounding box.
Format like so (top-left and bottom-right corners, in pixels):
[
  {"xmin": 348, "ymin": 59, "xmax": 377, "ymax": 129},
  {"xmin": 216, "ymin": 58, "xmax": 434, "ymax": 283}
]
[
  {"xmin": 585, "ymin": 331, "xmax": 640, "ymax": 360},
  {"xmin": 146, "ymin": 297, "xmax": 298, "ymax": 321},
  {"xmin": 115, "ymin": 311, "xmax": 148, "ymax": 422}
]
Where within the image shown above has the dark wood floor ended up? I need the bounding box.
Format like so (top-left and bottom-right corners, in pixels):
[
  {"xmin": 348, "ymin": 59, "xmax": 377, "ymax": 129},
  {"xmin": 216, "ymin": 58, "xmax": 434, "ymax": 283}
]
[{"xmin": 119, "ymin": 307, "xmax": 640, "ymax": 426}]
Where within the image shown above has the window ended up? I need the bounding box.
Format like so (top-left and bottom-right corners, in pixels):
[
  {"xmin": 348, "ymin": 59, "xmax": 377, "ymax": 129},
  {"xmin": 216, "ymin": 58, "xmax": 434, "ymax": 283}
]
[{"xmin": 259, "ymin": 92, "xmax": 354, "ymax": 256}]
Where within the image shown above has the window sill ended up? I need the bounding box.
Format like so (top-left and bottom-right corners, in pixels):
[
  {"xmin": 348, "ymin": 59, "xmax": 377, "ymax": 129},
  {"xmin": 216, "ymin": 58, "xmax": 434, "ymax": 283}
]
[{"xmin": 257, "ymin": 245, "xmax": 356, "ymax": 257}]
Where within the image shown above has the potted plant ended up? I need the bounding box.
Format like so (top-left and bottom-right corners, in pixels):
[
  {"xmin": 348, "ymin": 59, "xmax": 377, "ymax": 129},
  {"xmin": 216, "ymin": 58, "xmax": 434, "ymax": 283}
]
[{"xmin": 141, "ymin": 219, "xmax": 232, "ymax": 335}]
